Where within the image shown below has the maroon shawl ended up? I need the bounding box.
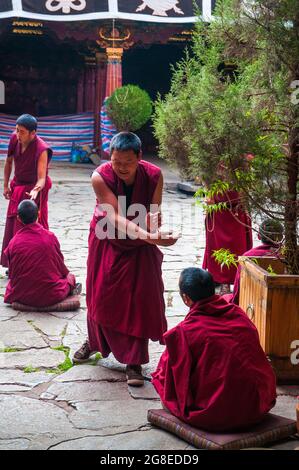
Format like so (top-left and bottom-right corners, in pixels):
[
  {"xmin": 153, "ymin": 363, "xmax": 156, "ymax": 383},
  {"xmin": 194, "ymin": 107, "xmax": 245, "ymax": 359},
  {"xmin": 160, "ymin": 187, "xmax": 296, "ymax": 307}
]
[
  {"xmin": 4, "ymin": 223, "xmax": 71, "ymax": 307},
  {"xmin": 152, "ymin": 295, "xmax": 276, "ymax": 432}
]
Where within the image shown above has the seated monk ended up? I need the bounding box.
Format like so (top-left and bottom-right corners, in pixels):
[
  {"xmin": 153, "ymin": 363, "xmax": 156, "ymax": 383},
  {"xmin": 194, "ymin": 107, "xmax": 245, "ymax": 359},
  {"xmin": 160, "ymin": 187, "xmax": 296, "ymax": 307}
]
[
  {"xmin": 228, "ymin": 218, "xmax": 283, "ymax": 305},
  {"xmin": 202, "ymin": 188, "xmax": 253, "ymax": 296},
  {"xmin": 4, "ymin": 200, "xmax": 81, "ymax": 308},
  {"xmin": 152, "ymin": 268, "xmax": 276, "ymax": 432}
]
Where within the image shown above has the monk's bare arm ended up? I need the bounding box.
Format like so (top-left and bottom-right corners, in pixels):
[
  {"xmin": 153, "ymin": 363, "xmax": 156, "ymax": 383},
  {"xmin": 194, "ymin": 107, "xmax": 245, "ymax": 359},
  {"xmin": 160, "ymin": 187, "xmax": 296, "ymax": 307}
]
[
  {"xmin": 147, "ymin": 172, "xmax": 163, "ymax": 231},
  {"xmin": 152, "ymin": 173, "xmax": 163, "ymax": 207},
  {"xmin": 29, "ymin": 151, "xmax": 48, "ymax": 200},
  {"xmin": 3, "ymin": 156, "xmax": 13, "ymax": 199},
  {"xmin": 92, "ymin": 172, "xmax": 177, "ymax": 246},
  {"xmin": 92, "ymin": 172, "xmax": 151, "ymax": 241}
]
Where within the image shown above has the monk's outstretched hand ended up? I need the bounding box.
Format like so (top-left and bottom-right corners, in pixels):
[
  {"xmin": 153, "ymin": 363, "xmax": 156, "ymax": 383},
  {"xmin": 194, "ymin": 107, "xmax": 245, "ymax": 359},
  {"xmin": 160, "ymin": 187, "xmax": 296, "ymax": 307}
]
[
  {"xmin": 149, "ymin": 230, "xmax": 181, "ymax": 247},
  {"xmin": 26, "ymin": 186, "xmax": 41, "ymax": 201}
]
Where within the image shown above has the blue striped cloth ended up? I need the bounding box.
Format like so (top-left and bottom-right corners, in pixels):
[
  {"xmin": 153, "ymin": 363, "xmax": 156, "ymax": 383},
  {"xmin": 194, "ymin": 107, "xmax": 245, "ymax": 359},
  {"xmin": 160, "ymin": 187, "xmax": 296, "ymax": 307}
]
[
  {"xmin": 100, "ymin": 100, "xmax": 117, "ymax": 155},
  {"xmin": 0, "ymin": 113, "xmax": 96, "ymax": 161}
]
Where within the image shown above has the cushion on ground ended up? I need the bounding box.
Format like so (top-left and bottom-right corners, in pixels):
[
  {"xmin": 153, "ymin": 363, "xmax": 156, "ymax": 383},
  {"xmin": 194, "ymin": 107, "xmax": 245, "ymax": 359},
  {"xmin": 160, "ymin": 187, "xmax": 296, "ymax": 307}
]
[
  {"xmin": 147, "ymin": 409, "xmax": 298, "ymax": 450},
  {"xmin": 11, "ymin": 295, "xmax": 80, "ymax": 312}
]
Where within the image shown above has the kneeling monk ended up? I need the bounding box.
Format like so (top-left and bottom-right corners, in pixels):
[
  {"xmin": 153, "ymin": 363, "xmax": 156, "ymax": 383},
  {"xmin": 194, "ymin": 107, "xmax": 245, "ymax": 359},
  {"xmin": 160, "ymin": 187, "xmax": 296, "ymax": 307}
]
[
  {"xmin": 4, "ymin": 200, "xmax": 81, "ymax": 308},
  {"xmin": 152, "ymin": 268, "xmax": 276, "ymax": 432},
  {"xmin": 73, "ymin": 132, "xmax": 178, "ymax": 386},
  {"xmin": 1, "ymin": 114, "xmax": 52, "ymax": 268}
]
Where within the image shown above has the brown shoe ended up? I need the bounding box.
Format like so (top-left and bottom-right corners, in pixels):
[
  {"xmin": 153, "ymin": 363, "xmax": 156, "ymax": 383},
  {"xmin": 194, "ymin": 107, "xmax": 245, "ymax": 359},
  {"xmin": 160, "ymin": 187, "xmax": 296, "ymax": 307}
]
[
  {"xmin": 73, "ymin": 340, "xmax": 96, "ymax": 364},
  {"xmin": 126, "ymin": 365, "xmax": 144, "ymax": 387}
]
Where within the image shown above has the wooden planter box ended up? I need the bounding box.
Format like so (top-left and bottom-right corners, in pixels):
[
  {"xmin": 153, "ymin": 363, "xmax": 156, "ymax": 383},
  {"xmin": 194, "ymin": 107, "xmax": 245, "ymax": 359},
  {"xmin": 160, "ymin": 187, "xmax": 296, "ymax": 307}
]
[{"xmin": 239, "ymin": 257, "xmax": 299, "ymax": 383}]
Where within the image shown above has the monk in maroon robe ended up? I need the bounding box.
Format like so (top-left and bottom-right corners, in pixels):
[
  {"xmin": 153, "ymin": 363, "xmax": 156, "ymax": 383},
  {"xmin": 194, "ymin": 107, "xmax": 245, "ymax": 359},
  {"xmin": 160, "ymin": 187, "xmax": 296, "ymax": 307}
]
[
  {"xmin": 73, "ymin": 132, "xmax": 178, "ymax": 386},
  {"xmin": 202, "ymin": 190, "xmax": 252, "ymax": 293},
  {"xmin": 152, "ymin": 268, "xmax": 276, "ymax": 432},
  {"xmin": 1, "ymin": 114, "xmax": 52, "ymax": 268},
  {"xmin": 4, "ymin": 200, "xmax": 80, "ymax": 308},
  {"xmin": 225, "ymin": 219, "xmax": 284, "ymax": 305}
]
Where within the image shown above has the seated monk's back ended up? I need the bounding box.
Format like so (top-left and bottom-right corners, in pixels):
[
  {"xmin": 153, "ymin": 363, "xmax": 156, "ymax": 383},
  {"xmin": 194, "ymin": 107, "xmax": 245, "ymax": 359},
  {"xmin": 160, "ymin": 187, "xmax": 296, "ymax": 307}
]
[
  {"xmin": 181, "ymin": 295, "xmax": 276, "ymax": 431},
  {"xmin": 4, "ymin": 223, "xmax": 70, "ymax": 308},
  {"xmin": 152, "ymin": 295, "xmax": 276, "ymax": 432}
]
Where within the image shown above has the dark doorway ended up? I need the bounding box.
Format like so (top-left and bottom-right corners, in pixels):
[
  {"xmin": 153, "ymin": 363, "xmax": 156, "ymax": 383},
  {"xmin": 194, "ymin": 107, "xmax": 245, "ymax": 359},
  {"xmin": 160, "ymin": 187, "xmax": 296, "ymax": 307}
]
[
  {"xmin": 0, "ymin": 33, "xmax": 82, "ymax": 116},
  {"xmin": 122, "ymin": 44, "xmax": 185, "ymax": 152}
]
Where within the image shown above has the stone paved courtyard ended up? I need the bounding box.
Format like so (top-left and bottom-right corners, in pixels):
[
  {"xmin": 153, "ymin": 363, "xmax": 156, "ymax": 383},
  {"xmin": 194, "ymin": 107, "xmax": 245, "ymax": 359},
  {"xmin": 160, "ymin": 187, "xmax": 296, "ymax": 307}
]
[{"xmin": 0, "ymin": 162, "xmax": 298, "ymax": 450}]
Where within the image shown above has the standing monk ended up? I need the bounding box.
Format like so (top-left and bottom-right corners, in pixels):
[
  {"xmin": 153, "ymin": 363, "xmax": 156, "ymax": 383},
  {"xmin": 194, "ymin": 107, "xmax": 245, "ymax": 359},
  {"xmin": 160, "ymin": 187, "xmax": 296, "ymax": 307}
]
[
  {"xmin": 202, "ymin": 189, "xmax": 252, "ymax": 294},
  {"xmin": 73, "ymin": 132, "xmax": 178, "ymax": 386},
  {"xmin": 1, "ymin": 114, "xmax": 52, "ymax": 268}
]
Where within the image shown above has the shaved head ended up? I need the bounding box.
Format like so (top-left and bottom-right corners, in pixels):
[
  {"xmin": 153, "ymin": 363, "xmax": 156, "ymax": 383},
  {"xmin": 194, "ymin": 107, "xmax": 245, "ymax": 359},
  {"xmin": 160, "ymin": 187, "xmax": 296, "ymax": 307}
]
[
  {"xmin": 18, "ymin": 200, "xmax": 38, "ymax": 225},
  {"xmin": 16, "ymin": 114, "xmax": 37, "ymax": 132},
  {"xmin": 259, "ymin": 218, "xmax": 283, "ymax": 245}
]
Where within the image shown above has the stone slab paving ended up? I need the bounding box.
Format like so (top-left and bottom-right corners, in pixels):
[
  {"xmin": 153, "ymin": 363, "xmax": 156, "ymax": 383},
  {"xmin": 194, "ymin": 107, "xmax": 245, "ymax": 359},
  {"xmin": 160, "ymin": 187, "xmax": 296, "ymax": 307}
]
[{"xmin": 0, "ymin": 162, "xmax": 297, "ymax": 450}]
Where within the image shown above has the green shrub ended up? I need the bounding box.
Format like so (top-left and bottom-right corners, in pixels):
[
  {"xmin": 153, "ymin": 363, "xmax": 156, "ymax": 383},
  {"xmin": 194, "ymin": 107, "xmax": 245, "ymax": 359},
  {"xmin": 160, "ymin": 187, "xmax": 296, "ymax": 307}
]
[{"xmin": 106, "ymin": 85, "xmax": 152, "ymax": 132}]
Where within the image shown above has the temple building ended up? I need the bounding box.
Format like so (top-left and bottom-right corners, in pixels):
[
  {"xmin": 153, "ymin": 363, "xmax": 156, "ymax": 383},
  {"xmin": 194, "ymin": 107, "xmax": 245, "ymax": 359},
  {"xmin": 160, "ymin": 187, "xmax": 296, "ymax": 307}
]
[{"xmin": 0, "ymin": 1, "xmax": 215, "ymax": 158}]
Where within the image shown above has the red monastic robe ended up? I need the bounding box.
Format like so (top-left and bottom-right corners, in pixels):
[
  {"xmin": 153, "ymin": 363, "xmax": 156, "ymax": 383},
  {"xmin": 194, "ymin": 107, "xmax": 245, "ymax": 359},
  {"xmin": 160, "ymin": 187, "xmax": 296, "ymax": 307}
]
[
  {"xmin": 229, "ymin": 244, "xmax": 276, "ymax": 305},
  {"xmin": 4, "ymin": 223, "xmax": 75, "ymax": 307},
  {"xmin": 1, "ymin": 133, "xmax": 52, "ymax": 267},
  {"xmin": 202, "ymin": 190, "xmax": 252, "ymax": 284},
  {"xmin": 86, "ymin": 160, "xmax": 166, "ymax": 365},
  {"xmin": 152, "ymin": 295, "xmax": 276, "ymax": 432}
]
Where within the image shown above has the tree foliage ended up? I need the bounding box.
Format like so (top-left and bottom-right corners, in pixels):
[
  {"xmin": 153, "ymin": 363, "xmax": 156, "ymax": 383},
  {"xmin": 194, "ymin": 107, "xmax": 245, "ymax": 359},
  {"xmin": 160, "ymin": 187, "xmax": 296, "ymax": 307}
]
[{"xmin": 153, "ymin": 0, "xmax": 299, "ymax": 274}]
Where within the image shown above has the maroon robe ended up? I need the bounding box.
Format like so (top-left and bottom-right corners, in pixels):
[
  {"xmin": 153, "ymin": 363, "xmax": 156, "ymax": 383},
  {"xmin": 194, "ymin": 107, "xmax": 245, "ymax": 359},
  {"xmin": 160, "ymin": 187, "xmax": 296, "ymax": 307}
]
[
  {"xmin": 1, "ymin": 133, "xmax": 52, "ymax": 267},
  {"xmin": 202, "ymin": 190, "xmax": 252, "ymax": 284},
  {"xmin": 228, "ymin": 244, "xmax": 276, "ymax": 305},
  {"xmin": 152, "ymin": 295, "xmax": 276, "ymax": 432},
  {"xmin": 4, "ymin": 223, "xmax": 75, "ymax": 307},
  {"xmin": 86, "ymin": 160, "xmax": 166, "ymax": 365}
]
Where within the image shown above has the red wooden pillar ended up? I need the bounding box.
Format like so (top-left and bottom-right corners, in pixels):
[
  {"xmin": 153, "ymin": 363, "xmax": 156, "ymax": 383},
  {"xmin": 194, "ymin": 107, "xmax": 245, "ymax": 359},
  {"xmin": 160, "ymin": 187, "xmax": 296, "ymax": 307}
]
[{"xmin": 105, "ymin": 47, "xmax": 123, "ymax": 98}]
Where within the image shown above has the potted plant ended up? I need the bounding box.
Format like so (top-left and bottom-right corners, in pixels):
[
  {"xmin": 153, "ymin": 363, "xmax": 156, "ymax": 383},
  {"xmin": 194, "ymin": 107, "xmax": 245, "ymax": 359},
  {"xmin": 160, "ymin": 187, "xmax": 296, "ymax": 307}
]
[{"xmin": 153, "ymin": 0, "xmax": 299, "ymax": 381}]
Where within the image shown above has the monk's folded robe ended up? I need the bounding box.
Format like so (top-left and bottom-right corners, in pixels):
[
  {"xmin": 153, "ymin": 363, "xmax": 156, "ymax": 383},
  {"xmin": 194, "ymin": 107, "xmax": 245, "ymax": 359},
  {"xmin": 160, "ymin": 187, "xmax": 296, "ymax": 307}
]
[
  {"xmin": 1, "ymin": 133, "xmax": 52, "ymax": 267},
  {"xmin": 202, "ymin": 190, "xmax": 252, "ymax": 284},
  {"xmin": 86, "ymin": 160, "xmax": 166, "ymax": 365},
  {"xmin": 152, "ymin": 295, "xmax": 276, "ymax": 432},
  {"xmin": 4, "ymin": 222, "xmax": 76, "ymax": 308},
  {"xmin": 229, "ymin": 244, "xmax": 276, "ymax": 305}
]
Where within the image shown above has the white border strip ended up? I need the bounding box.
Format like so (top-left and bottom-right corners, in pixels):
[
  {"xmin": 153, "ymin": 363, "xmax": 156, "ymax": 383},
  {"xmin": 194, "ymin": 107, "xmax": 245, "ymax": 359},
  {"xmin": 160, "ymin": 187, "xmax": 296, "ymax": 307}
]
[
  {"xmin": 12, "ymin": 0, "xmax": 22, "ymax": 10},
  {"xmin": 108, "ymin": 0, "xmax": 118, "ymax": 14},
  {"xmin": 0, "ymin": 11, "xmax": 210, "ymax": 22},
  {"xmin": 202, "ymin": 0, "xmax": 212, "ymax": 21}
]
